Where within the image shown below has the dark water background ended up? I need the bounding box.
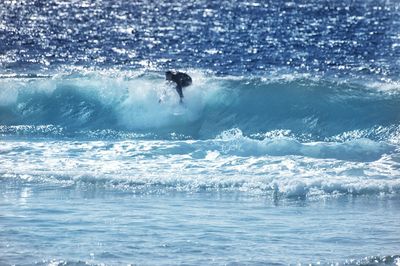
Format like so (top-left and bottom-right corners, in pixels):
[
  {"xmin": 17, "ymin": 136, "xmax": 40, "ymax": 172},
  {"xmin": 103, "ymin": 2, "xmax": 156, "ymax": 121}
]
[{"xmin": 0, "ymin": 0, "xmax": 399, "ymax": 78}]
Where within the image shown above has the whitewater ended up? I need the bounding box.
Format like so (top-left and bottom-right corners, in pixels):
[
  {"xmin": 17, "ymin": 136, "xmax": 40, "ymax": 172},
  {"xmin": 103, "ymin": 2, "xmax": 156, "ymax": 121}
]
[{"xmin": 1, "ymin": 0, "xmax": 400, "ymax": 265}]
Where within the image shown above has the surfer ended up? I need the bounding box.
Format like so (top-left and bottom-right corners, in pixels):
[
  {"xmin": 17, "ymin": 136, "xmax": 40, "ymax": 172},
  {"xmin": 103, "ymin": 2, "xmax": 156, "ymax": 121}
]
[{"xmin": 165, "ymin": 71, "xmax": 192, "ymax": 103}]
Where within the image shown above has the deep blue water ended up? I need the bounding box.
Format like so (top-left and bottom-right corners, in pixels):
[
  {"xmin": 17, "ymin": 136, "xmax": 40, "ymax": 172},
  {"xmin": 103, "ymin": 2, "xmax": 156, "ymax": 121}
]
[
  {"xmin": 1, "ymin": 0, "xmax": 399, "ymax": 78},
  {"xmin": 1, "ymin": 0, "xmax": 400, "ymax": 265}
]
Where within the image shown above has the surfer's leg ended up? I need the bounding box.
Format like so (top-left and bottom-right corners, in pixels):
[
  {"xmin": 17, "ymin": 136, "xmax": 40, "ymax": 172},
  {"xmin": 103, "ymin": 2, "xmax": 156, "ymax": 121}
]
[{"xmin": 175, "ymin": 86, "xmax": 184, "ymax": 100}]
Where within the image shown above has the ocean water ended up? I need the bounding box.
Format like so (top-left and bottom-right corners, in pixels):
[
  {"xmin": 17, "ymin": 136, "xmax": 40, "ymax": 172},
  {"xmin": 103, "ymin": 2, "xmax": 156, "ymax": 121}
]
[{"xmin": 1, "ymin": 0, "xmax": 400, "ymax": 265}]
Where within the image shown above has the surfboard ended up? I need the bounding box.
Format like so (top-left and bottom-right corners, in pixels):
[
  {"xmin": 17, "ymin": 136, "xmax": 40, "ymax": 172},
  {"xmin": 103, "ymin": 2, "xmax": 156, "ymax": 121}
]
[{"xmin": 172, "ymin": 103, "xmax": 187, "ymax": 116}]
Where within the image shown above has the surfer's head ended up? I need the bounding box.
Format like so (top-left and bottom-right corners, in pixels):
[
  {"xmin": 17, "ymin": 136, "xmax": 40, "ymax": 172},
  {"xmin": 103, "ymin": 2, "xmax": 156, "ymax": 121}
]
[{"xmin": 165, "ymin": 71, "xmax": 174, "ymax": 81}]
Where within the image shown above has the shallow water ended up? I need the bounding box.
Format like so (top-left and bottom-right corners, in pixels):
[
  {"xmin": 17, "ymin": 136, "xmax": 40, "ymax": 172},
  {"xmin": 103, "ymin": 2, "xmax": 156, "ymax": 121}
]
[{"xmin": 1, "ymin": 183, "xmax": 400, "ymax": 265}]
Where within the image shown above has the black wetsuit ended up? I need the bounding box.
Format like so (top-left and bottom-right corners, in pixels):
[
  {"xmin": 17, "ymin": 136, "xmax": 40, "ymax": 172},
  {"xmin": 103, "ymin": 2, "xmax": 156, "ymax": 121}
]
[{"xmin": 166, "ymin": 71, "xmax": 192, "ymax": 101}]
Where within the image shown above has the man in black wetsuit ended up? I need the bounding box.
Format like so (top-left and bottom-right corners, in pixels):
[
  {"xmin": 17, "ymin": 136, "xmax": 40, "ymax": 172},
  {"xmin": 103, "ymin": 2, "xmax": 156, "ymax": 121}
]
[{"xmin": 165, "ymin": 70, "xmax": 192, "ymax": 103}]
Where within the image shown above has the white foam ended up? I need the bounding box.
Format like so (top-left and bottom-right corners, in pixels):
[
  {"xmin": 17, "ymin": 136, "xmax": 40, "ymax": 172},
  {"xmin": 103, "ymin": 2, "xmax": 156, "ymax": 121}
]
[
  {"xmin": 216, "ymin": 128, "xmax": 395, "ymax": 161},
  {"xmin": 366, "ymin": 80, "xmax": 400, "ymax": 95},
  {"xmin": 113, "ymin": 71, "xmax": 219, "ymax": 129},
  {"xmin": 0, "ymin": 82, "xmax": 18, "ymax": 106},
  {"xmin": 0, "ymin": 77, "xmax": 56, "ymax": 106},
  {"xmin": 1, "ymin": 137, "xmax": 399, "ymax": 199}
]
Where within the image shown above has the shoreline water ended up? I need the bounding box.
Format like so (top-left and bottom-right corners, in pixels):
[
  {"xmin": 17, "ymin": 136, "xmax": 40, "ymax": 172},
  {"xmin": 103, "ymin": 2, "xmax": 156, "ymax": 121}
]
[{"xmin": 1, "ymin": 182, "xmax": 400, "ymax": 266}]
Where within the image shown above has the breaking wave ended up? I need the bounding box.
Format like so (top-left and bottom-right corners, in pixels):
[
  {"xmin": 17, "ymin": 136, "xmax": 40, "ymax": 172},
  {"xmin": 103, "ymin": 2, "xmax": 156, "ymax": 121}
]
[{"xmin": 0, "ymin": 70, "xmax": 399, "ymax": 141}]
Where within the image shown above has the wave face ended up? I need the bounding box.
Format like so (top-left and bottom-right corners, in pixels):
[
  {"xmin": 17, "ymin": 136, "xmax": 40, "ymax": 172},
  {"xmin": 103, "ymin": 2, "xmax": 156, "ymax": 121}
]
[{"xmin": 1, "ymin": 71, "xmax": 399, "ymax": 141}]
